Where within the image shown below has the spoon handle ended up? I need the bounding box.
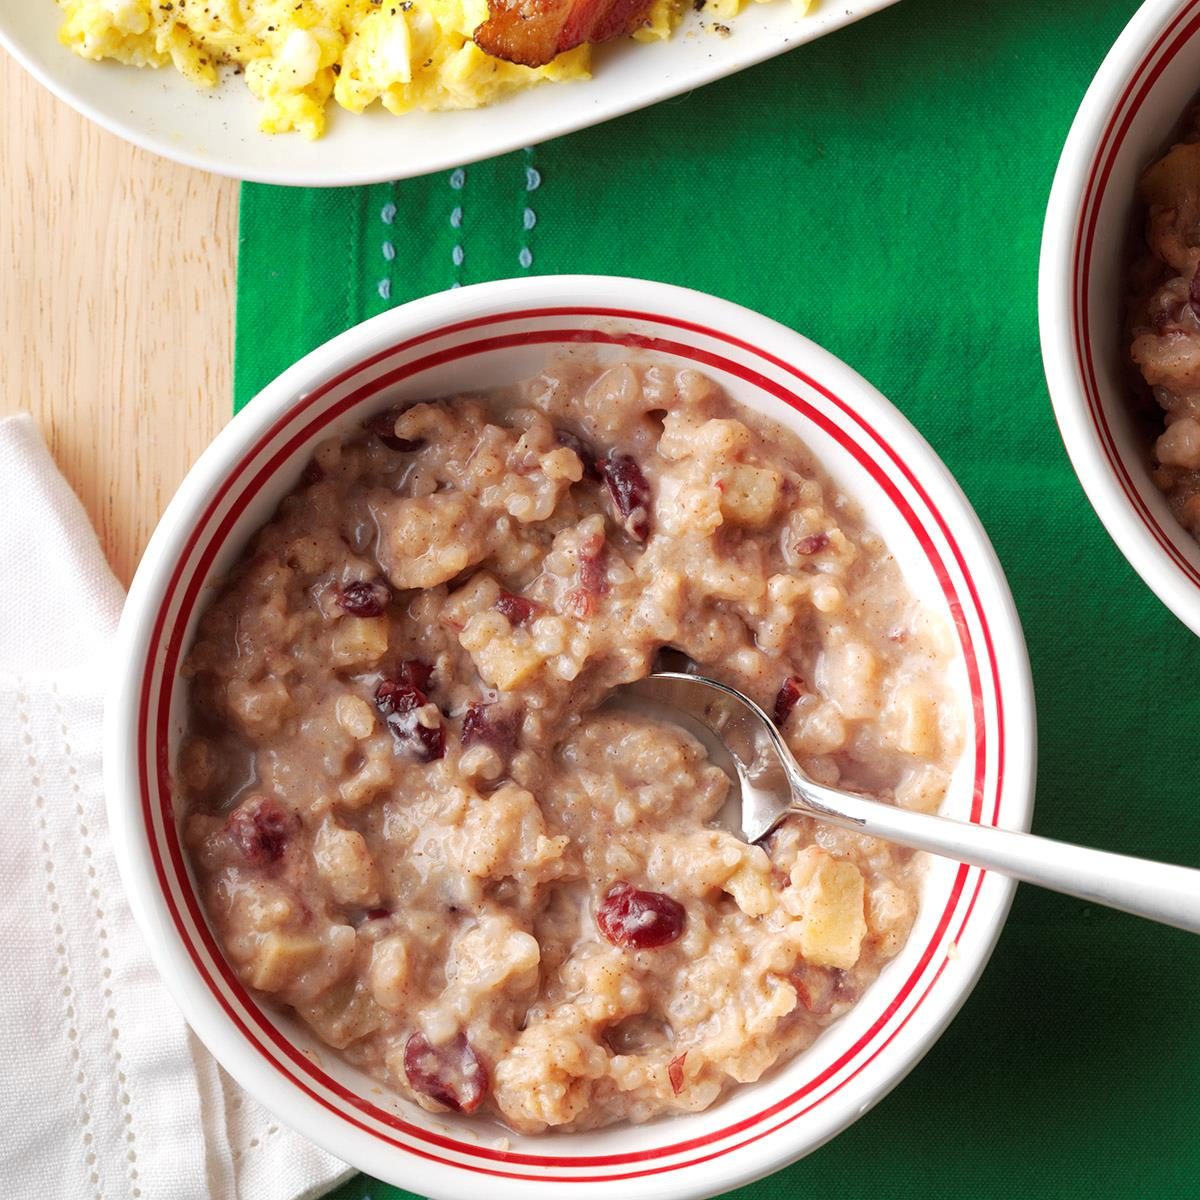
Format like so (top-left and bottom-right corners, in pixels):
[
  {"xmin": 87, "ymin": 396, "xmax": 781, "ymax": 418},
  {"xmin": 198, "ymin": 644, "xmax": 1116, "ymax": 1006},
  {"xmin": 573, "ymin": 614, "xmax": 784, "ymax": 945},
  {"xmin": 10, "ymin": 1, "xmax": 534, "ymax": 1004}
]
[{"xmin": 790, "ymin": 772, "xmax": 1200, "ymax": 934}]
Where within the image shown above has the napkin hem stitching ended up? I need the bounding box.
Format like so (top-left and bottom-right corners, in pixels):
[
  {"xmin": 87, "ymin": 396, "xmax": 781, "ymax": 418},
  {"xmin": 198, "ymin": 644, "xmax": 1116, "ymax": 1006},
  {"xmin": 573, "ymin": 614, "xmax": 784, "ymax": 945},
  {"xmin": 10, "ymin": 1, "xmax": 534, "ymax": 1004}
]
[
  {"xmin": 18, "ymin": 683, "xmax": 108, "ymax": 1200},
  {"xmin": 51, "ymin": 686, "xmax": 146, "ymax": 1198}
]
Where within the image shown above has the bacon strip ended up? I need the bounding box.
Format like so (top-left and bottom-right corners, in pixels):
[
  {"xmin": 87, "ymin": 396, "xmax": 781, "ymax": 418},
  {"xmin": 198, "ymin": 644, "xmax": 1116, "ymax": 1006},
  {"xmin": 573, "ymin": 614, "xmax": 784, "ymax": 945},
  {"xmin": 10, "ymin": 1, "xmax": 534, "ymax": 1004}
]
[{"xmin": 474, "ymin": 0, "xmax": 655, "ymax": 68}]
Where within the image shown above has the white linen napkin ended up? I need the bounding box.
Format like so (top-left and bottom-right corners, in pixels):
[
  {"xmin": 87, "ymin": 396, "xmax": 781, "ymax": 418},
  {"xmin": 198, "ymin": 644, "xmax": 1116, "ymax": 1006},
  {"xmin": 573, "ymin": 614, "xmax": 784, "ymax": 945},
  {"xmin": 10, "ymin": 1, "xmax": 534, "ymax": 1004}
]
[{"xmin": 0, "ymin": 414, "xmax": 354, "ymax": 1200}]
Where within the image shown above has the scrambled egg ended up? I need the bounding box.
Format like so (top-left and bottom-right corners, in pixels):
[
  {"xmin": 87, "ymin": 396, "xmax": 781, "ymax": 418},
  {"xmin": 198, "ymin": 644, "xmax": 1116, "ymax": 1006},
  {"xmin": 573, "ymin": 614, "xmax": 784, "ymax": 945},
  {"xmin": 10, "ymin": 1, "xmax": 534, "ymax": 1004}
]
[
  {"xmin": 54, "ymin": 0, "xmax": 806, "ymax": 137},
  {"xmin": 54, "ymin": 0, "xmax": 671, "ymax": 138},
  {"xmin": 57, "ymin": 0, "xmax": 811, "ymax": 137}
]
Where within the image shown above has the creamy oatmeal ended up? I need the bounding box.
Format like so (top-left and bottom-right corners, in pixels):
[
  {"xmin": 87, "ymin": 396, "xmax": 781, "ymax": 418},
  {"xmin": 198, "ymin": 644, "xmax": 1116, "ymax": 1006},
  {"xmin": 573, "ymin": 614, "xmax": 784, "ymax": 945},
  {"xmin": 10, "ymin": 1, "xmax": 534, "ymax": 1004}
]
[
  {"xmin": 1129, "ymin": 107, "xmax": 1200, "ymax": 535},
  {"xmin": 180, "ymin": 355, "xmax": 960, "ymax": 1133}
]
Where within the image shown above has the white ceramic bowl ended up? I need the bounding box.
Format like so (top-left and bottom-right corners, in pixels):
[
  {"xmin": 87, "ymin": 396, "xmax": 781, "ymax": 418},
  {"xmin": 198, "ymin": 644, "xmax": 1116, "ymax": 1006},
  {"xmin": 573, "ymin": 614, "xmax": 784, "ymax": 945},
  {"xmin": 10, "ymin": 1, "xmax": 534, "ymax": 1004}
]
[
  {"xmin": 1041, "ymin": 0, "xmax": 1200, "ymax": 636},
  {"xmin": 1, "ymin": 2, "xmax": 896, "ymax": 186},
  {"xmin": 106, "ymin": 276, "xmax": 1034, "ymax": 1200}
]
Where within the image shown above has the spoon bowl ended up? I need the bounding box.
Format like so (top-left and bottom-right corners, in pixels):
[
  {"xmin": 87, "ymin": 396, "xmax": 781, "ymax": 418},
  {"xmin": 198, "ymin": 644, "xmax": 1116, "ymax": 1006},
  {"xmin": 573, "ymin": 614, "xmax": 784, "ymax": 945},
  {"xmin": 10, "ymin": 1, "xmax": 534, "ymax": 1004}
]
[
  {"xmin": 625, "ymin": 670, "xmax": 1200, "ymax": 934},
  {"xmin": 621, "ymin": 671, "xmax": 822, "ymax": 844}
]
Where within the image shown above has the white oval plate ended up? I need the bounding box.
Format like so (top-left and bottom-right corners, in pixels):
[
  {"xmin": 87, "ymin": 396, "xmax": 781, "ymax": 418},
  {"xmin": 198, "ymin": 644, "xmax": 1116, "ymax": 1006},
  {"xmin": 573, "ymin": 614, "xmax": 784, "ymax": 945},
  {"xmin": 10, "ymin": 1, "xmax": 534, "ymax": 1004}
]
[{"xmin": 1, "ymin": 1, "xmax": 897, "ymax": 187}]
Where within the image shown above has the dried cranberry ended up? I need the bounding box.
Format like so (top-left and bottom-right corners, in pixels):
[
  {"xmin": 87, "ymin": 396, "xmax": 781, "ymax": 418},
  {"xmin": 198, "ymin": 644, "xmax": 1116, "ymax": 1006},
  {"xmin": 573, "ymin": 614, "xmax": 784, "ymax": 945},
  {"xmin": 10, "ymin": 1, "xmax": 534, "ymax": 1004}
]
[
  {"xmin": 396, "ymin": 659, "xmax": 434, "ymax": 692},
  {"xmin": 599, "ymin": 454, "xmax": 652, "ymax": 541},
  {"xmin": 461, "ymin": 703, "xmax": 519, "ymax": 757},
  {"xmin": 375, "ymin": 679, "xmax": 423, "ymax": 717},
  {"xmin": 299, "ymin": 459, "xmax": 324, "ymax": 486},
  {"xmin": 364, "ymin": 907, "xmax": 392, "ymax": 922},
  {"xmin": 495, "ymin": 591, "xmax": 538, "ymax": 626},
  {"xmin": 596, "ymin": 882, "xmax": 686, "ymax": 949},
  {"xmin": 338, "ymin": 579, "xmax": 391, "ymax": 618},
  {"xmin": 772, "ymin": 676, "xmax": 806, "ymax": 727},
  {"xmin": 411, "ymin": 720, "xmax": 446, "ymax": 762},
  {"xmin": 375, "ymin": 668, "xmax": 444, "ymax": 762},
  {"xmin": 579, "ymin": 542, "xmax": 608, "ymax": 595},
  {"xmin": 668, "ymin": 1052, "xmax": 687, "ymax": 1096},
  {"xmin": 226, "ymin": 797, "xmax": 296, "ymax": 866},
  {"xmin": 791, "ymin": 963, "xmax": 853, "ymax": 1015},
  {"xmin": 555, "ymin": 428, "xmax": 600, "ymax": 480},
  {"xmin": 794, "ymin": 532, "xmax": 829, "ymax": 556},
  {"xmin": 403, "ymin": 1032, "xmax": 488, "ymax": 1113},
  {"xmin": 568, "ymin": 534, "xmax": 609, "ymax": 618},
  {"xmin": 364, "ymin": 411, "xmax": 422, "ymax": 453}
]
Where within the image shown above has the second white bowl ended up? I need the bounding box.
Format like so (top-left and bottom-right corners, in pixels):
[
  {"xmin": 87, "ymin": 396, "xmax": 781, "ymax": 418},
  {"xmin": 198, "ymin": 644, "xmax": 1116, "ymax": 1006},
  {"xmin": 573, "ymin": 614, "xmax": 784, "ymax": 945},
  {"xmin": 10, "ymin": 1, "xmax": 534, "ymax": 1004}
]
[{"xmin": 1041, "ymin": 0, "xmax": 1200, "ymax": 636}]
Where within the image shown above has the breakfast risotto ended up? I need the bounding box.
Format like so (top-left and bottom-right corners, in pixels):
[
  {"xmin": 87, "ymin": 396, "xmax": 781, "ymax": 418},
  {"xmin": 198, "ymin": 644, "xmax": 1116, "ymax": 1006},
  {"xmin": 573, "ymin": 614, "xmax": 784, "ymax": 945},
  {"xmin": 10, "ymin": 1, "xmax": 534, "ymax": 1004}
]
[
  {"xmin": 179, "ymin": 355, "xmax": 961, "ymax": 1132},
  {"xmin": 55, "ymin": 0, "xmax": 811, "ymax": 138},
  {"xmin": 1129, "ymin": 106, "xmax": 1200, "ymax": 536}
]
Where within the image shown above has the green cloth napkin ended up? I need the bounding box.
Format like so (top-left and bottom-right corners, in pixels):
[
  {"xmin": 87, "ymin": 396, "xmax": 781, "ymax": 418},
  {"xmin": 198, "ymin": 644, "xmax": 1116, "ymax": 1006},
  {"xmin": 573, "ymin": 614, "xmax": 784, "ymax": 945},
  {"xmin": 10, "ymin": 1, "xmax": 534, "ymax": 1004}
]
[{"xmin": 235, "ymin": 0, "xmax": 1200, "ymax": 1196}]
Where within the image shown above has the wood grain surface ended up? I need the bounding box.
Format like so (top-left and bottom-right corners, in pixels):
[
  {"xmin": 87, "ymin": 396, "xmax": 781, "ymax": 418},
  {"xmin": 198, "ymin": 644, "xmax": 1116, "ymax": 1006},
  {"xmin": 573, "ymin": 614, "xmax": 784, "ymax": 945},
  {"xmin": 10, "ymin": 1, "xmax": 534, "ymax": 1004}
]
[{"xmin": 0, "ymin": 50, "xmax": 238, "ymax": 587}]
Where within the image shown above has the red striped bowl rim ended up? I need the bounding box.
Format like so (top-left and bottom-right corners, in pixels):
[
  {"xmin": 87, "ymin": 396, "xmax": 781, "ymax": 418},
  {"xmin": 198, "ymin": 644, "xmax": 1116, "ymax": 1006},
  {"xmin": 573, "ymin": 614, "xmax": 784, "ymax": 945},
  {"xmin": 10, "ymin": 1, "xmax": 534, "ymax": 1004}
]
[
  {"xmin": 122, "ymin": 293, "xmax": 1026, "ymax": 1195},
  {"xmin": 1043, "ymin": 0, "xmax": 1200, "ymax": 640},
  {"xmin": 1073, "ymin": 0, "xmax": 1200, "ymax": 587}
]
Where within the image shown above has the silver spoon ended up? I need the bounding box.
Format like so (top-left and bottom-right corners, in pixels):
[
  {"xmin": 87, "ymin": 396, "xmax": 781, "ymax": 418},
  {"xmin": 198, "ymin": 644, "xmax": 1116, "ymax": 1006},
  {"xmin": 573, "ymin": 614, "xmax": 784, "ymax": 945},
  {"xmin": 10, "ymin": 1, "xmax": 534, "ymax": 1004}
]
[{"xmin": 621, "ymin": 671, "xmax": 1200, "ymax": 934}]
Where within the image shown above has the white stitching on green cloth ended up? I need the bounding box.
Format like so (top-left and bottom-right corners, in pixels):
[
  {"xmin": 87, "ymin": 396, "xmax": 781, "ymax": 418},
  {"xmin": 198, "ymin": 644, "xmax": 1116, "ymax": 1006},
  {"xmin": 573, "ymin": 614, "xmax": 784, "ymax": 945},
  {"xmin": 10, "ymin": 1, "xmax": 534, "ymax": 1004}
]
[
  {"xmin": 377, "ymin": 199, "xmax": 397, "ymax": 302},
  {"xmin": 450, "ymin": 168, "xmax": 466, "ymax": 287},
  {"xmin": 520, "ymin": 147, "xmax": 539, "ymax": 271}
]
